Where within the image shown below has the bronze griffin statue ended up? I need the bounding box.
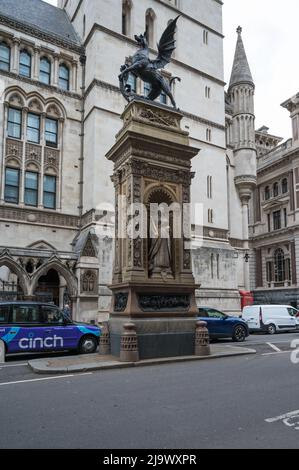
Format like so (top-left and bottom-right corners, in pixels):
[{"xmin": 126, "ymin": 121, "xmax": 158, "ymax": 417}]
[{"xmin": 119, "ymin": 16, "xmax": 181, "ymax": 108}]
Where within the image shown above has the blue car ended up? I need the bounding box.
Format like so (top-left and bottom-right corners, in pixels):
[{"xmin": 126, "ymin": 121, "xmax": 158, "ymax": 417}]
[
  {"xmin": 0, "ymin": 302, "xmax": 101, "ymax": 355},
  {"xmin": 198, "ymin": 307, "xmax": 249, "ymax": 342}
]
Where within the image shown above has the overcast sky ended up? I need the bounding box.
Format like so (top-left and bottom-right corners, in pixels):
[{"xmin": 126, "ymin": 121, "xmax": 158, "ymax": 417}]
[{"xmin": 45, "ymin": 0, "xmax": 298, "ymax": 140}]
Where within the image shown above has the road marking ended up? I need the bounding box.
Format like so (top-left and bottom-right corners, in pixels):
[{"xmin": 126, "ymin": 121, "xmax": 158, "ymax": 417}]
[
  {"xmin": 0, "ymin": 372, "xmax": 93, "ymax": 386},
  {"xmin": 267, "ymin": 342, "xmax": 282, "ymax": 353},
  {"xmin": 262, "ymin": 351, "xmax": 290, "ymax": 356},
  {"xmin": 266, "ymin": 409, "xmax": 299, "ymax": 426}
]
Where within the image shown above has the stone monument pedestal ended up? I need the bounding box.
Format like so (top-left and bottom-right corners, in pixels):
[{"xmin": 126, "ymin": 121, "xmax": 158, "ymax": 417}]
[{"xmin": 105, "ymin": 99, "xmax": 200, "ymax": 359}]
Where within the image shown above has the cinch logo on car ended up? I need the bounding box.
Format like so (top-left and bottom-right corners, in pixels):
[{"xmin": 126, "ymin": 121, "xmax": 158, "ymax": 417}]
[{"xmin": 19, "ymin": 336, "xmax": 64, "ymax": 350}]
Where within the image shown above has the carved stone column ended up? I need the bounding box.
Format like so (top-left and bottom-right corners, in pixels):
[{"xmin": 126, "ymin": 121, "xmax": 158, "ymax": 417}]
[
  {"xmin": 53, "ymin": 53, "xmax": 59, "ymax": 87},
  {"xmin": 12, "ymin": 38, "xmax": 20, "ymax": 74},
  {"xmin": 33, "ymin": 47, "xmax": 40, "ymax": 81}
]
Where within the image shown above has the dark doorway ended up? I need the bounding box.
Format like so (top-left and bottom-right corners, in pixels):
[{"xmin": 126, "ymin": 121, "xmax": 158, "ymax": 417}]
[{"xmin": 35, "ymin": 269, "xmax": 60, "ymax": 305}]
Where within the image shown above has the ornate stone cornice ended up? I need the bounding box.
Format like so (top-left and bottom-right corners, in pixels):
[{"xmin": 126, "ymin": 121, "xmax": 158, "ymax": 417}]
[
  {"xmin": 0, "ymin": 14, "xmax": 84, "ymax": 54},
  {"xmin": 0, "ymin": 205, "xmax": 80, "ymax": 229},
  {"xmin": 120, "ymin": 159, "xmax": 192, "ymax": 185},
  {"xmin": 258, "ymin": 154, "xmax": 295, "ymax": 176},
  {"xmin": 234, "ymin": 175, "xmax": 257, "ymax": 187},
  {"xmin": 251, "ymin": 226, "xmax": 299, "ymax": 244},
  {"xmin": 281, "ymin": 93, "xmax": 299, "ymax": 114}
]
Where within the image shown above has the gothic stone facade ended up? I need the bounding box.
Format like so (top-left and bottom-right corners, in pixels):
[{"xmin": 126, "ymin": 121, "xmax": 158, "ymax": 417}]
[
  {"xmin": 249, "ymin": 94, "xmax": 299, "ymax": 308},
  {"xmin": 0, "ymin": 0, "xmax": 260, "ymax": 321}
]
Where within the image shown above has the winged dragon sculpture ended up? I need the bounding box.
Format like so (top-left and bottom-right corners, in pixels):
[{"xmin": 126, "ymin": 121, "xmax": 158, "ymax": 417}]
[{"xmin": 119, "ymin": 16, "xmax": 181, "ymax": 108}]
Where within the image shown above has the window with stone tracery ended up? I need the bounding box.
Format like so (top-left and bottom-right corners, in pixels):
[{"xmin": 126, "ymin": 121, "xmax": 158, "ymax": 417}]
[{"xmin": 2, "ymin": 90, "xmax": 64, "ymax": 210}]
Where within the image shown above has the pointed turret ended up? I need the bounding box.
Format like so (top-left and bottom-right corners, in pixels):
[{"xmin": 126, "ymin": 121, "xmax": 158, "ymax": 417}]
[
  {"xmin": 229, "ymin": 26, "xmax": 254, "ymax": 90},
  {"xmin": 227, "ymin": 28, "xmax": 257, "ymax": 292}
]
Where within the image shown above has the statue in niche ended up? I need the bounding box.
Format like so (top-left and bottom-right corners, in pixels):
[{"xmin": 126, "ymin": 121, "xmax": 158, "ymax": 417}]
[
  {"xmin": 148, "ymin": 216, "xmax": 174, "ymax": 279},
  {"xmin": 119, "ymin": 17, "xmax": 181, "ymax": 108}
]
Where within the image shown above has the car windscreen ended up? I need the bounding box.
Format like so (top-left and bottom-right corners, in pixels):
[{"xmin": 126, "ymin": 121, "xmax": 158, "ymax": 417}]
[{"xmin": 198, "ymin": 309, "xmax": 208, "ymax": 317}]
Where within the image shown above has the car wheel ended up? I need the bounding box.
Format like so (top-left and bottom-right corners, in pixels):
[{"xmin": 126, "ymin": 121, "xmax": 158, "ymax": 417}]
[
  {"xmin": 79, "ymin": 336, "xmax": 98, "ymax": 354},
  {"xmin": 267, "ymin": 324, "xmax": 277, "ymax": 335},
  {"xmin": 232, "ymin": 325, "xmax": 247, "ymax": 342}
]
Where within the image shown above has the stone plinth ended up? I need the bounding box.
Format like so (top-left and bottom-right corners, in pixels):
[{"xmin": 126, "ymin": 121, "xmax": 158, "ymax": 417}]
[{"xmin": 105, "ymin": 98, "xmax": 200, "ymax": 359}]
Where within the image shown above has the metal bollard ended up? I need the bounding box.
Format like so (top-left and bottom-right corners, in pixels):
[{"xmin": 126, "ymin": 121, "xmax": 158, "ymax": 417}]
[
  {"xmin": 0, "ymin": 340, "xmax": 5, "ymax": 363},
  {"xmin": 99, "ymin": 322, "xmax": 111, "ymax": 356},
  {"xmin": 120, "ymin": 323, "xmax": 139, "ymax": 363},
  {"xmin": 195, "ymin": 321, "xmax": 211, "ymax": 356}
]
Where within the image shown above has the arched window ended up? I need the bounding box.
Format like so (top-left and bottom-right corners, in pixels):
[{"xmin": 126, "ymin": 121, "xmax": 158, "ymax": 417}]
[
  {"xmin": 145, "ymin": 9, "xmax": 155, "ymax": 48},
  {"xmin": 273, "ymin": 182, "xmax": 279, "ymax": 197},
  {"xmin": 282, "ymin": 178, "xmax": 288, "ymax": 194},
  {"xmin": 274, "ymin": 249, "xmax": 285, "ymax": 283},
  {"xmin": 59, "ymin": 64, "xmax": 70, "ymax": 91},
  {"xmin": 122, "ymin": 0, "xmax": 132, "ymax": 36},
  {"xmin": 0, "ymin": 41, "xmax": 10, "ymax": 71},
  {"xmin": 264, "ymin": 186, "xmax": 270, "ymax": 200},
  {"xmin": 39, "ymin": 57, "xmax": 51, "ymax": 85},
  {"xmin": 19, "ymin": 50, "xmax": 31, "ymax": 78}
]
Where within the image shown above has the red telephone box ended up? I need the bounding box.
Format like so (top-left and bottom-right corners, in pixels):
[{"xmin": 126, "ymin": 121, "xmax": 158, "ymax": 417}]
[{"xmin": 240, "ymin": 290, "xmax": 254, "ymax": 310}]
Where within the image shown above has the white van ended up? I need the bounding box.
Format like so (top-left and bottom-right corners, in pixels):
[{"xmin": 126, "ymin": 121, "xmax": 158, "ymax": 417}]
[{"xmin": 242, "ymin": 305, "xmax": 299, "ymax": 334}]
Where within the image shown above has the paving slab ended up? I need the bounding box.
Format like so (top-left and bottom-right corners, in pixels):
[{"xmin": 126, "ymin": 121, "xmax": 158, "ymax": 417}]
[{"xmin": 28, "ymin": 344, "xmax": 256, "ymax": 375}]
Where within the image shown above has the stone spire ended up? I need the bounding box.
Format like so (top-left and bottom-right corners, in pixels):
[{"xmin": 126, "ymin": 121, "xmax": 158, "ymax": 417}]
[{"xmin": 229, "ymin": 26, "xmax": 254, "ymax": 90}]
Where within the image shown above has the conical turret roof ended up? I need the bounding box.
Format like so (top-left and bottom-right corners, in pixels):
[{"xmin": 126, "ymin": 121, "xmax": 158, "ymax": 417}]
[{"xmin": 229, "ymin": 26, "xmax": 254, "ymax": 89}]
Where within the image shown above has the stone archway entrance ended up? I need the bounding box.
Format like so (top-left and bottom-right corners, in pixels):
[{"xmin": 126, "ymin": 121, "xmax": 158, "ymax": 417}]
[
  {"xmin": 34, "ymin": 268, "xmax": 60, "ymax": 305},
  {"xmin": 30, "ymin": 259, "xmax": 78, "ymax": 317}
]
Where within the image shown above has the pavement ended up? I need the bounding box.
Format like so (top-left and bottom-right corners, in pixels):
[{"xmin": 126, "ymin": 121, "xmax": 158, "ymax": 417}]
[{"xmin": 27, "ymin": 343, "xmax": 256, "ymax": 374}]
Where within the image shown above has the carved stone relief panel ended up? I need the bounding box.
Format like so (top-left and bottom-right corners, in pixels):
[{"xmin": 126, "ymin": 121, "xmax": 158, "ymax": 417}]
[
  {"xmin": 44, "ymin": 147, "xmax": 60, "ymax": 170},
  {"xmin": 25, "ymin": 143, "xmax": 42, "ymax": 166}
]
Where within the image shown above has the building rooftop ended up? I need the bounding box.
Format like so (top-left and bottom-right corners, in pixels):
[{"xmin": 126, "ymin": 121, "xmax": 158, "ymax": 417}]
[{"xmin": 0, "ymin": 0, "xmax": 81, "ymax": 47}]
